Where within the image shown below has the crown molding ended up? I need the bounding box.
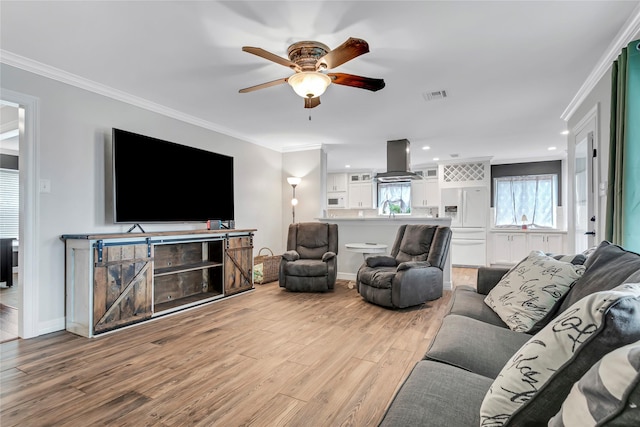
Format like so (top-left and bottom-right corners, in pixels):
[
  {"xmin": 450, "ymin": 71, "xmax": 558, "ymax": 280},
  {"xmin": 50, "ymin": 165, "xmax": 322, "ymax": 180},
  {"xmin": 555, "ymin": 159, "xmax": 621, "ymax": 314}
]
[
  {"xmin": 561, "ymin": 3, "xmax": 640, "ymax": 121},
  {"xmin": 0, "ymin": 49, "xmax": 324, "ymax": 153},
  {"xmin": 282, "ymin": 143, "xmax": 324, "ymax": 153}
]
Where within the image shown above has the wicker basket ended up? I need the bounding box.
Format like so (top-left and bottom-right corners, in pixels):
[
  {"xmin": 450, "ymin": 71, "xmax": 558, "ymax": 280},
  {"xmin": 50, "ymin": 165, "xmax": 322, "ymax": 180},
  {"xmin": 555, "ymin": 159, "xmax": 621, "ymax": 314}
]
[{"xmin": 253, "ymin": 247, "xmax": 281, "ymax": 284}]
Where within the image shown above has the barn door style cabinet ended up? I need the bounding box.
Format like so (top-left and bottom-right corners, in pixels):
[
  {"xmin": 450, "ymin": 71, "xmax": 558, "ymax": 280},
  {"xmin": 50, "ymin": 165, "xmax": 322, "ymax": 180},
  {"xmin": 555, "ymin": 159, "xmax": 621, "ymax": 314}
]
[{"xmin": 62, "ymin": 229, "xmax": 255, "ymax": 337}]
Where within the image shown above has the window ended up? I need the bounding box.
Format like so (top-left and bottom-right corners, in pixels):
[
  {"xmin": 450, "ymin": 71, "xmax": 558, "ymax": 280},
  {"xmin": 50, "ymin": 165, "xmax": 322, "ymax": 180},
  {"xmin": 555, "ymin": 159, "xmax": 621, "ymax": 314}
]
[
  {"xmin": 494, "ymin": 174, "xmax": 557, "ymax": 228},
  {"xmin": 378, "ymin": 182, "xmax": 411, "ymax": 215},
  {"xmin": 0, "ymin": 168, "xmax": 19, "ymax": 238}
]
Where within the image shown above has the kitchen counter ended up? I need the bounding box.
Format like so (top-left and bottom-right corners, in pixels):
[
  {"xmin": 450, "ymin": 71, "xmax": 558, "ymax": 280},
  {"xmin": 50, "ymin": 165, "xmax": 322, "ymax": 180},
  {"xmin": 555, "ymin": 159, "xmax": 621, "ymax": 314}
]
[
  {"xmin": 320, "ymin": 216, "xmax": 451, "ymax": 223},
  {"xmin": 320, "ymin": 216, "xmax": 453, "ymax": 289},
  {"xmin": 489, "ymin": 228, "xmax": 567, "ymax": 234}
]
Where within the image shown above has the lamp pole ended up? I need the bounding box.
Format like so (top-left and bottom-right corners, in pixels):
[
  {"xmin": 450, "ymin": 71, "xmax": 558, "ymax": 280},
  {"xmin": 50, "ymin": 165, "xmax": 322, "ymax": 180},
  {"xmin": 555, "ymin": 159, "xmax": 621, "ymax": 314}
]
[
  {"xmin": 287, "ymin": 177, "xmax": 301, "ymax": 224},
  {"xmin": 291, "ymin": 183, "xmax": 297, "ymax": 223}
]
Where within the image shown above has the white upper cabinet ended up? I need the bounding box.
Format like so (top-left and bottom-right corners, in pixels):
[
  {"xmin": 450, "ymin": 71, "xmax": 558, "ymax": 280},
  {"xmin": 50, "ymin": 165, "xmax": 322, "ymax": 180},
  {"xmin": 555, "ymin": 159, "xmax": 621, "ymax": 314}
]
[
  {"xmin": 327, "ymin": 173, "xmax": 348, "ymax": 192},
  {"xmin": 411, "ymin": 179, "xmax": 440, "ymax": 207}
]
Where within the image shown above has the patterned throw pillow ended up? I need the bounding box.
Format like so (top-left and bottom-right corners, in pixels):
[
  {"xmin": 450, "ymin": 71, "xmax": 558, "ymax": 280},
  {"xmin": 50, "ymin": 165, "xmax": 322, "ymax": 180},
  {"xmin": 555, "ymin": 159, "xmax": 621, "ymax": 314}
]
[
  {"xmin": 480, "ymin": 283, "xmax": 640, "ymax": 426},
  {"xmin": 484, "ymin": 251, "xmax": 586, "ymax": 332},
  {"xmin": 551, "ymin": 253, "xmax": 587, "ymax": 265},
  {"xmin": 549, "ymin": 341, "xmax": 640, "ymax": 426}
]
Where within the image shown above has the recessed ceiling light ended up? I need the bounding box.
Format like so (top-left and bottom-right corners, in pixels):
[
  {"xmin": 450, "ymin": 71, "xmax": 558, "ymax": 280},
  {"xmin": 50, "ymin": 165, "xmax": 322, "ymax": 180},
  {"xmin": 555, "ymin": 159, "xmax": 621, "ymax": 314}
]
[
  {"xmin": 561, "ymin": 130, "xmax": 569, "ymax": 135},
  {"xmin": 548, "ymin": 147, "xmax": 557, "ymax": 151},
  {"xmin": 433, "ymin": 157, "xmax": 440, "ymax": 161},
  {"xmin": 345, "ymin": 164, "xmax": 351, "ymax": 168},
  {"xmin": 422, "ymin": 145, "xmax": 431, "ymax": 150}
]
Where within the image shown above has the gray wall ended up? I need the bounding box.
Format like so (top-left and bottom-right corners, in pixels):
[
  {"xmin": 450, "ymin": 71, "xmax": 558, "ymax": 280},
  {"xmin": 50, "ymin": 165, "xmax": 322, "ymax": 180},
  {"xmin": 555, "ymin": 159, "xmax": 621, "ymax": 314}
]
[{"xmin": 1, "ymin": 64, "xmax": 288, "ymax": 335}]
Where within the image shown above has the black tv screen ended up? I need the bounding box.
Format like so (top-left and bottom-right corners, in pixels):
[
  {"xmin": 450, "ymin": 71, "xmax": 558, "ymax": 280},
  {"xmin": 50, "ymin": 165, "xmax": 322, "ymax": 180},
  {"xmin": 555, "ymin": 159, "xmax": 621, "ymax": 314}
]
[{"xmin": 112, "ymin": 128, "xmax": 234, "ymax": 223}]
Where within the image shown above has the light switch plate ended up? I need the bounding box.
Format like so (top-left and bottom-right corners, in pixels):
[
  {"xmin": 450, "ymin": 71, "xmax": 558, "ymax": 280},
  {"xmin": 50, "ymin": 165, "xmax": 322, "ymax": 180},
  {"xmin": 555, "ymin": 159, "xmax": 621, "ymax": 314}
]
[{"xmin": 39, "ymin": 178, "xmax": 51, "ymax": 193}]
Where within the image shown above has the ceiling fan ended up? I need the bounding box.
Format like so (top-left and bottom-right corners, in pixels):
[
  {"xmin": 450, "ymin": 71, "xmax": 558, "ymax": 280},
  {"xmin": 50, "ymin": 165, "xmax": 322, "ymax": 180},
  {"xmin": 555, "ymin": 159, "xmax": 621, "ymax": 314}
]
[{"xmin": 239, "ymin": 37, "xmax": 385, "ymax": 108}]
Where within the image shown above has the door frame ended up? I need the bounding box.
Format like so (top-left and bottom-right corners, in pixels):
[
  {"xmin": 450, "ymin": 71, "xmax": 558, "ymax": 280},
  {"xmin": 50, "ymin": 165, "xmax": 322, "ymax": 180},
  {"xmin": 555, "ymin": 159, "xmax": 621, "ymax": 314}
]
[
  {"xmin": 568, "ymin": 104, "xmax": 599, "ymax": 253},
  {"xmin": 1, "ymin": 89, "xmax": 40, "ymax": 338}
]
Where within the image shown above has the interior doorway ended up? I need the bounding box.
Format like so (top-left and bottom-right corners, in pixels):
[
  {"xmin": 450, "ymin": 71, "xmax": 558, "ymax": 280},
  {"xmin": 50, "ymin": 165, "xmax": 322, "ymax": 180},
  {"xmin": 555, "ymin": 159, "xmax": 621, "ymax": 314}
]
[
  {"xmin": 0, "ymin": 102, "xmax": 20, "ymax": 342},
  {"xmin": 571, "ymin": 109, "xmax": 598, "ymax": 254},
  {"xmin": 1, "ymin": 89, "xmax": 39, "ymax": 339}
]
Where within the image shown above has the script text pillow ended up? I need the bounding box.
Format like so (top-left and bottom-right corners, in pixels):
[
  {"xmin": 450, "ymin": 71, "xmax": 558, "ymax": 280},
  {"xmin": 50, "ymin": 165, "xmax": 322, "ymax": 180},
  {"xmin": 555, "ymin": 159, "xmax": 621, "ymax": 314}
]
[
  {"xmin": 549, "ymin": 341, "xmax": 640, "ymax": 426},
  {"xmin": 480, "ymin": 282, "xmax": 640, "ymax": 426},
  {"xmin": 484, "ymin": 251, "xmax": 585, "ymax": 332}
]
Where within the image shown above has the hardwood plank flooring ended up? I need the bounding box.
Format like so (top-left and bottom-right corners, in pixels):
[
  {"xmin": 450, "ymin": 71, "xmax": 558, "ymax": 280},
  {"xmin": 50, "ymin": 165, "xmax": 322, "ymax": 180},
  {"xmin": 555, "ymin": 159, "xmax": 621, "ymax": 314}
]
[{"xmin": 0, "ymin": 269, "xmax": 476, "ymax": 426}]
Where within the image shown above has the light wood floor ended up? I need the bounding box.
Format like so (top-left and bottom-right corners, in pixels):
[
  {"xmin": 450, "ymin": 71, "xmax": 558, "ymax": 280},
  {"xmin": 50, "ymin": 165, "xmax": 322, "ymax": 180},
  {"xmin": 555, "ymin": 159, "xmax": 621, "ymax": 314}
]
[{"xmin": 0, "ymin": 268, "xmax": 477, "ymax": 427}]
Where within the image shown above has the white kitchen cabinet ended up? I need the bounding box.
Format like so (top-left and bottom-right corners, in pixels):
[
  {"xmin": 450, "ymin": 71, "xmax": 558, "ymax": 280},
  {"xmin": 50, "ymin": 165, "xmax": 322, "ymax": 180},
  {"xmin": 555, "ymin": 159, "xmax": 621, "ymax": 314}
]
[
  {"xmin": 490, "ymin": 232, "xmax": 567, "ymax": 265},
  {"xmin": 348, "ymin": 172, "xmax": 373, "ymax": 183},
  {"xmin": 411, "ymin": 179, "xmax": 440, "ymax": 207},
  {"xmin": 528, "ymin": 233, "xmax": 565, "ymax": 255},
  {"xmin": 349, "ymin": 182, "xmax": 373, "ymax": 209},
  {"xmin": 327, "ymin": 173, "xmax": 348, "ymax": 192},
  {"xmin": 491, "ymin": 233, "xmax": 528, "ymax": 265}
]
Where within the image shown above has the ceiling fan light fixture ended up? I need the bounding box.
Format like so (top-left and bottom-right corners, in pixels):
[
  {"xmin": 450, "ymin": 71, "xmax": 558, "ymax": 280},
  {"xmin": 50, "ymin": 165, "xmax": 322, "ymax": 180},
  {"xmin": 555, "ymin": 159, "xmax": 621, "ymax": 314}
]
[{"xmin": 288, "ymin": 72, "xmax": 331, "ymax": 98}]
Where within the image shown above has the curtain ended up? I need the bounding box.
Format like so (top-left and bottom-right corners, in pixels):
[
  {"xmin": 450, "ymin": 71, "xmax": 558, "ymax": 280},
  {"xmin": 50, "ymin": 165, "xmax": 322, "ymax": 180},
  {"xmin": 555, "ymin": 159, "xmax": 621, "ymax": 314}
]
[
  {"xmin": 606, "ymin": 39, "xmax": 640, "ymax": 252},
  {"xmin": 494, "ymin": 175, "xmax": 556, "ymax": 228}
]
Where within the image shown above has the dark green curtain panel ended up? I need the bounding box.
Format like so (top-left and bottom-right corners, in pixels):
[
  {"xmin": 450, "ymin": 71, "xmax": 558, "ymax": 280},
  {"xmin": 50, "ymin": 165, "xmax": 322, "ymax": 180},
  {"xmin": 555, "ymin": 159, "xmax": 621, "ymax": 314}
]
[{"xmin": 606, "ymin": 39, "xmax": 640, "ymax": 252}]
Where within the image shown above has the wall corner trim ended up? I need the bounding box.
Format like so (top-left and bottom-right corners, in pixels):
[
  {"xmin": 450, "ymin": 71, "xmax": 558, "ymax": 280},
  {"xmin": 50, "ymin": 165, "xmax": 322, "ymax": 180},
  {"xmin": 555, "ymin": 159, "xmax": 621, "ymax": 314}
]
[{"xmin": 561, "ymin": 4, "xmax": 640, "ymax": 122}]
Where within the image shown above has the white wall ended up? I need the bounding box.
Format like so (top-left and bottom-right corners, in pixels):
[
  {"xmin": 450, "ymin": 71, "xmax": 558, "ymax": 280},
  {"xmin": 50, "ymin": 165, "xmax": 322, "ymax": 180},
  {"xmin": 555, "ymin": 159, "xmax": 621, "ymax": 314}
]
[
  {"xmin": 281, "ymin": 149, "xmax": 324, "ymax": 247},
  {"xmin": 1, "ymin": 64, "xmax": 285, "ymax": 336}
]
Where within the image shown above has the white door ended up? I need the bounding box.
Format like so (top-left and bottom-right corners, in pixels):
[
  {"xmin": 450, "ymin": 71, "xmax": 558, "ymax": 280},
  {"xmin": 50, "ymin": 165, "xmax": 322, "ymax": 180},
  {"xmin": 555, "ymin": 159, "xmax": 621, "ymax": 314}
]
[{"xmin": 574, "ymin": 128, "xmax": 596, "ymax": 253}]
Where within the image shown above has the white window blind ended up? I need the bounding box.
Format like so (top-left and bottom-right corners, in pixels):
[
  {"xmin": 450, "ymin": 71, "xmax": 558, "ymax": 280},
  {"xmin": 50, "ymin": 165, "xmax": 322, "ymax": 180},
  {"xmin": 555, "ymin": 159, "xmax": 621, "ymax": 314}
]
[{"xmin": 0, "ymin": 168, "xmax": 19, "ymax": 239}]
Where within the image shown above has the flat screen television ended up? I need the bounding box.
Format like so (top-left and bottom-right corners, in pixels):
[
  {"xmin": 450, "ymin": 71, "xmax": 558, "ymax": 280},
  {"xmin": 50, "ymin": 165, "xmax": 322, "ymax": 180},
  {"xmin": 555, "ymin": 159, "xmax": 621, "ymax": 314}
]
[{"xmin": 112, "ymin": 128, "xmax": 234, "ymax": 223}]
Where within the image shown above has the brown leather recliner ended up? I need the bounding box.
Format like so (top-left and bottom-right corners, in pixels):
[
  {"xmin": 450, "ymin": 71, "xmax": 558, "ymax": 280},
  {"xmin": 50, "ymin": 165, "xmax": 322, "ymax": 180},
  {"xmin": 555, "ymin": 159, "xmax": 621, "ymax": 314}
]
[
  {"xmin": 357, "ymin": 224, "xmax": 451, "ymax": 308},
  {"xmin": 279, "ymin": 222, "xmax": 339, "ymax": 292}
]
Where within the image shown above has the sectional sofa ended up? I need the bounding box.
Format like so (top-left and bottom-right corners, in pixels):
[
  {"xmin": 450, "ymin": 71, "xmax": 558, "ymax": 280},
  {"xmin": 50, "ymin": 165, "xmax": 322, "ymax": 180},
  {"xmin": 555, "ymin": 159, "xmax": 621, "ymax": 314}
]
[{"xmin": 380, "ymin": 241, "xmax": 640, "ymax": 426}]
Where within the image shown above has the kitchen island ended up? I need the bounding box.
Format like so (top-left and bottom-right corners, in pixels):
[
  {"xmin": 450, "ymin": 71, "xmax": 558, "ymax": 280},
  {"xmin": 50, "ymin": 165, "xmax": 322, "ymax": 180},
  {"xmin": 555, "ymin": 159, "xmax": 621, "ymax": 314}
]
[{"xmin": 319, "ymin": 217, "xmax": 453, "ymax": 289}]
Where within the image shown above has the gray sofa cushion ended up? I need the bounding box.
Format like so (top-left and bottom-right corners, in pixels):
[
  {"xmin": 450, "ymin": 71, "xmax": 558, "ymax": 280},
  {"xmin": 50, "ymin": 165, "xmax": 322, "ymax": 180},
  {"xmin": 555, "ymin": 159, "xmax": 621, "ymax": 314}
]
[
  {"xmin": 557, "ymin": 241, "xmax": 640, "ymax": 313},
  {"xmin": 447, "ymin": 286, "xmax": 508, "ymax": 328},
  {"xmin": 480, "ymin": 282, "xmax": 640, "ymax": 426},
  {"xmin": 357, "ymin": 266, "xmax": 396, "ymax": 289},
  {"xmin": 379, "ymin": 360, "xmax": 493, "ymax": 427},
  {"xmin": 281, "ymin": 258, "xmax": 328, "ymax": 277},
  {"xmin": 394, "ymin": 225, "xmax": 436, "ymax": 263},
  {"xmin": 424, "ymin": 314, "xmax": 530, "ymax": 379},
  {"xmin": 549, "ymin": 341, "xmax": 640, "ymax": 426}
]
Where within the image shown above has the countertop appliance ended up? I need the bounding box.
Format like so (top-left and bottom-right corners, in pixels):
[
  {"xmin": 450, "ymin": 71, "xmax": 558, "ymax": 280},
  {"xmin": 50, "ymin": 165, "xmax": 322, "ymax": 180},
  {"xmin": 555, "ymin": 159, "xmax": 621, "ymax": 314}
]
[
  {"xmin": 327, "ymin": 193, "xmax": 346, "ymax": 208},
  {"xmin": 441, "ymin": 187, "xmax": 488, "ymax": 267}
]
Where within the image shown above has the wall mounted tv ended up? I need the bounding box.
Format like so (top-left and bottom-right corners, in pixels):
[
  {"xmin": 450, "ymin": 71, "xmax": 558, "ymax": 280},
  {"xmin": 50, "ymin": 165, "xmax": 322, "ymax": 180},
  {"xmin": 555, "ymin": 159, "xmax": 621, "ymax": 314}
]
[{"xmin": 112, "ymin": 128, "xmax": 234, "ymax": 223}]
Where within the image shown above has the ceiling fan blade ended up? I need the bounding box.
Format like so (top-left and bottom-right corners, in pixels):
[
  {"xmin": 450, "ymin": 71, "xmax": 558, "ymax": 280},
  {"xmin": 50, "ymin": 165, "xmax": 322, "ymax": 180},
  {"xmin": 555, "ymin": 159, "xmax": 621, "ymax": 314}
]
[
  {"xmin": 316, "ymin": 37, "xmax": 370, "ymax": 70},
  {"xmin": 242, "ymin": 46, "xmax": 301, "ymax": 72},
  {"xmin": 239, "ymin": 78, "xmax": 288, "ymax": 93},
  {"xmin": 327, "ymin": 73, "xmax": 385, "ymax": 92},
  {"xmin": 305, "ymin": 97, "xmax": 321, "ymax": 109}
]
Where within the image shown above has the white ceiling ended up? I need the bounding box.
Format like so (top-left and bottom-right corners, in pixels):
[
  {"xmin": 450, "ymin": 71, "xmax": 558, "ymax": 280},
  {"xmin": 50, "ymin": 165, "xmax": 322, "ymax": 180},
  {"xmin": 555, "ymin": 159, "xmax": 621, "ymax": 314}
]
[{"xmin": 1, "ymin": 1, "xmax": 639, "ymax": 172}]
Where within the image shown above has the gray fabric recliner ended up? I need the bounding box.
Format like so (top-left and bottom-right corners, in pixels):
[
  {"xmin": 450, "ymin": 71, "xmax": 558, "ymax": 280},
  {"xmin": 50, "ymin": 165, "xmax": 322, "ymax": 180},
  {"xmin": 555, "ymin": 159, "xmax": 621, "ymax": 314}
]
[
  {"xmin": 279, "ymin": 222, "xmax": 338, "ymax": 292},
  {"xmin": 356, "ymin": 224, "xmax": 451, "ymax": 308}
]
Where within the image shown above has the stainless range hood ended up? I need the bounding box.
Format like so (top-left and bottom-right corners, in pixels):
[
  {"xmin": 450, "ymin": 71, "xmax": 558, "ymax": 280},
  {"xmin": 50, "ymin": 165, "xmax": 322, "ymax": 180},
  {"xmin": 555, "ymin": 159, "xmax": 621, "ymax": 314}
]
[{"xmin": 375, "ymin": 139, "xmax": 421, "ymax": 182}]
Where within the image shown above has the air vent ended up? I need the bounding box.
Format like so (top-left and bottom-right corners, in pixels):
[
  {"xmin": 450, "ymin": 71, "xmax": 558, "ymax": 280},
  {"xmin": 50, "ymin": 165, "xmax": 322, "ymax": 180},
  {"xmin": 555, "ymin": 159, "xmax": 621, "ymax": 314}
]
[{"xmin": 422, "ymin": 89, "xmax": 448, "ymax": 101}]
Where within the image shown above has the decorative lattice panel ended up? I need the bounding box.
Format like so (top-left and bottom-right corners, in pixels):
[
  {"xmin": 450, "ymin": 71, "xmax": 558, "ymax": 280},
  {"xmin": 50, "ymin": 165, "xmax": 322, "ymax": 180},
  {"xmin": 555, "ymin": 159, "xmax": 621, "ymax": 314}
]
[{"xmin": 443, "ymin": 163, "xmax": 485, "ymax": 183}]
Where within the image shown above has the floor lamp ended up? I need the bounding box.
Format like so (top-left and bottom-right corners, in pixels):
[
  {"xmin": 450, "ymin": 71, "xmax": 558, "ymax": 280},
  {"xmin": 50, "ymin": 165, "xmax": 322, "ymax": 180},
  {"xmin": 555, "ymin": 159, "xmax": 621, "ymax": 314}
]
[{"xmin": 287, "ymin": 177, "xmax": 301, "ymax": 223}]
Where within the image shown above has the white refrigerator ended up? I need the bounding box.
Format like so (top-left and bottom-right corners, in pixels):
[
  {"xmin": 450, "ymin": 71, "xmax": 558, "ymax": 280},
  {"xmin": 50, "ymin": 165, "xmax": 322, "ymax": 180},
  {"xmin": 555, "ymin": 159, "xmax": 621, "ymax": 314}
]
[{"xmin": 441, "ymin": 187, "xmax": 488, "ymax": 266}]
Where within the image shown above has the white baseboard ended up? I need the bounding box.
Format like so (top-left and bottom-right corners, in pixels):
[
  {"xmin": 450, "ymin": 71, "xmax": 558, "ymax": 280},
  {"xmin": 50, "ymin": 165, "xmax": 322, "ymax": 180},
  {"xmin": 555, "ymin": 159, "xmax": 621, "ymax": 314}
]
[
  {"xmin": 39, "ymin": 317, "xmax": 65, "ymax": 336},
  {"xmin": 337, "ymin": 272, "xmax": 356, "ymax": 281}
]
